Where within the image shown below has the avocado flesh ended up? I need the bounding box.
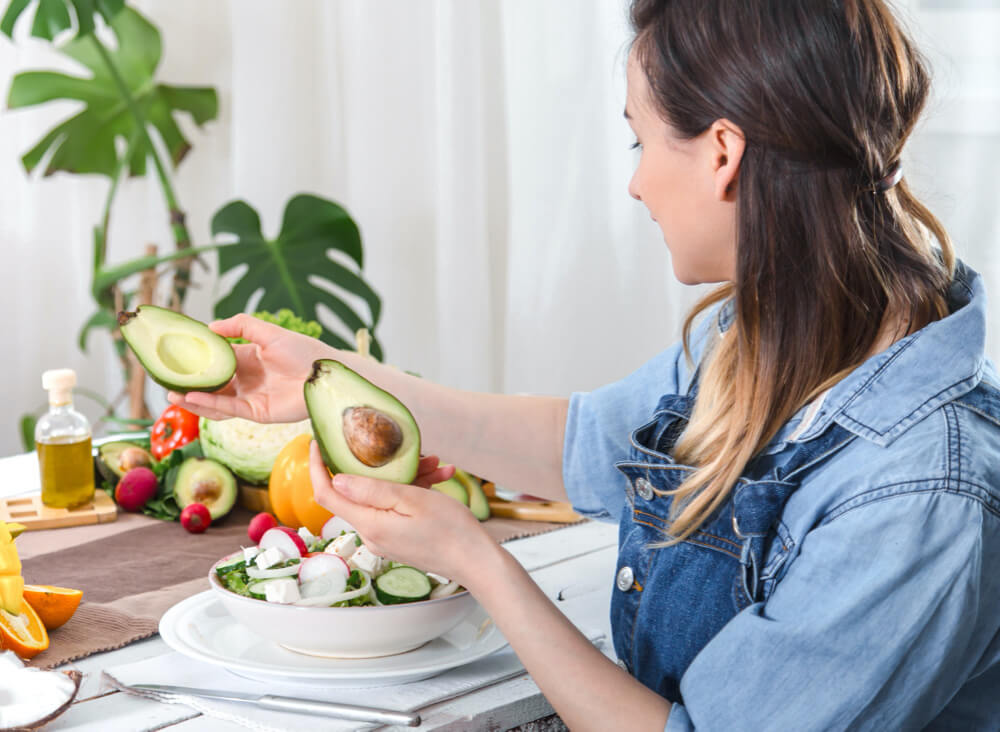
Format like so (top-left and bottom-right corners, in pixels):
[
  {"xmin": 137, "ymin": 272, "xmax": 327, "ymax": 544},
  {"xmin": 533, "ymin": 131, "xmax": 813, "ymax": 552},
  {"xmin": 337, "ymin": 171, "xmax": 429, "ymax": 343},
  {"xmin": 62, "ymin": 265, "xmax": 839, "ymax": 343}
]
[
  {"xmin": 96, "ymin": 441, "xmax": 153, "ymax": 484},
  {"xmin": 305, "ymin": 360, "xmax": 420, "ymax": 484},
  {"xmin": 431, "ymin": 477, "xmax": 469, "ymax": 505},
  {"xmin": 173, "ymin": 457, "xmax": 237, "ymax": 519},
  {"xmin": 455, "ymin": 468, "xmax": 490, "ymax": 521},
  {"xmin": 119, "ymin": 305, "xmax": 236, "ymax": 393}
]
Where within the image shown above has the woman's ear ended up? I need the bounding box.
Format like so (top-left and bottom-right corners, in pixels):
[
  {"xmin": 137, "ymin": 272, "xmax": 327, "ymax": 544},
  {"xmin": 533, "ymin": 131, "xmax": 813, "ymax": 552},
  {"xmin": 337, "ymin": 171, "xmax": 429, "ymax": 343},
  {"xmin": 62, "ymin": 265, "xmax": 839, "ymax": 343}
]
[{"xmin": 709, "ymin": 119, "xmax": 745, "ymax": 201}]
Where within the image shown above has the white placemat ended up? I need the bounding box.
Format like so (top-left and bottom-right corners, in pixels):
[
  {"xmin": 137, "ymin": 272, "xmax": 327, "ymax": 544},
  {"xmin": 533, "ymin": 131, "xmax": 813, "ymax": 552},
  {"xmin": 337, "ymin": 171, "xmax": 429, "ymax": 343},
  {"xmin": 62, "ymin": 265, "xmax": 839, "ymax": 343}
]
[
  {"xmin": 0, "ymin": 452, "xmax": 41, "ymax": 500},
  {"xmin": 104, "ymin": 633, "xmax": 606, "ymax": 732}
]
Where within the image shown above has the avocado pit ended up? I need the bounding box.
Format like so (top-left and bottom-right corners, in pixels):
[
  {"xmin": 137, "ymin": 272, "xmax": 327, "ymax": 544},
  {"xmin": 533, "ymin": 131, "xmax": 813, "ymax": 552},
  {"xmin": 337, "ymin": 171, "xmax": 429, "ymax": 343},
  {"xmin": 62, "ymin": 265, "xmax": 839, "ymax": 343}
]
[
  {"xmin": 118, "ymin": 446, "xmax": 152, "ymax": 473},
  {"xmin": 342, "ymin": 406, "xmax": 404, "ymax": 467}
]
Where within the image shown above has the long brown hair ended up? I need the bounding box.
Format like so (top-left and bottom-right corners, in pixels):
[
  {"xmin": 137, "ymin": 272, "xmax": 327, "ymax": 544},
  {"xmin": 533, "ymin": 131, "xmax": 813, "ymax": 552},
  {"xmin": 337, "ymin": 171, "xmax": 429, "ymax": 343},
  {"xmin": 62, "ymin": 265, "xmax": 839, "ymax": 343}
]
[{"xmin": 629, "ymin": 0, "xmax": 954, "ymax": 541}]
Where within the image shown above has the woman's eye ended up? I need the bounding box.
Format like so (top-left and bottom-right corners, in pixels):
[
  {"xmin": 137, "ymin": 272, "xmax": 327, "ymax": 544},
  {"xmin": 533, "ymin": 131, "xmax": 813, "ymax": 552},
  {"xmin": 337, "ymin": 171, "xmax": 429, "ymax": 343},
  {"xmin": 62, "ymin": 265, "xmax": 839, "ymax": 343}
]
[{"xmin": 630, "ymin": 140, "xmax": 642, "ymax": 151}]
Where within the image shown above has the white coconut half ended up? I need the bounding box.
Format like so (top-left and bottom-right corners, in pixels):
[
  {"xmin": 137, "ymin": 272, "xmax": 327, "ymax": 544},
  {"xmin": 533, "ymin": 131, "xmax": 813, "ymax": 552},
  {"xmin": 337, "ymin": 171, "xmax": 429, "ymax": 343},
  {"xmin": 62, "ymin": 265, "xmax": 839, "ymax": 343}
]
[{"xmin": 0, "ymin": 651, "xmax": 82, "ymax": 731}]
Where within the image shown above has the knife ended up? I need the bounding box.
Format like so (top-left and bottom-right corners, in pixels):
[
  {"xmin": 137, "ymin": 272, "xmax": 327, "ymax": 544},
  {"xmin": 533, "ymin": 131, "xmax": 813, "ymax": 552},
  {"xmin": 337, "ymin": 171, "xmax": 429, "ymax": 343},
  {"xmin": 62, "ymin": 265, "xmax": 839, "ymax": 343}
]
[{"xmin": 129, "ymin": 684, "xmax": 421, "ymax": 727}]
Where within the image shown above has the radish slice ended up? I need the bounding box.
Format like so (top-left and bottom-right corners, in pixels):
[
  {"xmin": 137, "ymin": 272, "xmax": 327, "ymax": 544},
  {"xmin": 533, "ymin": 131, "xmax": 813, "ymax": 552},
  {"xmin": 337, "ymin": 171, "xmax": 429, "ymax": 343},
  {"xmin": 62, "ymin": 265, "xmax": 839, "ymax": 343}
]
[
  {"xmin": 246, "ymin": 563, "xmax": 300, "ymax": 580},
  {"xmin": 300, "ymin": 573, "xmax": 348, "ymax": 599},
  {"xmin": 258, "ymin": 528, "xmax": 304, "ymax": 558},
  {"xmin": 321, "ymin": 516, "xmax": 356, "ymax": 540},
  {"xmin": 298, "ymin": 554, "xmax": 350, "ymax": 584},
  {"xmin": 295, "ymin": 571, "xmax": 372, "ymax": 607}
]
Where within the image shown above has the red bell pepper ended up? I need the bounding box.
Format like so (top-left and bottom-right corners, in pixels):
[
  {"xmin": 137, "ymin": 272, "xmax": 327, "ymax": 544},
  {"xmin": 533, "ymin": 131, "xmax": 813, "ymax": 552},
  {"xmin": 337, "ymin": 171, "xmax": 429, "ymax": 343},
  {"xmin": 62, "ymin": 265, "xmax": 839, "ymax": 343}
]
[{"xmin": 150, "ymin": 405, "xmax": 200, "ymax": 460}]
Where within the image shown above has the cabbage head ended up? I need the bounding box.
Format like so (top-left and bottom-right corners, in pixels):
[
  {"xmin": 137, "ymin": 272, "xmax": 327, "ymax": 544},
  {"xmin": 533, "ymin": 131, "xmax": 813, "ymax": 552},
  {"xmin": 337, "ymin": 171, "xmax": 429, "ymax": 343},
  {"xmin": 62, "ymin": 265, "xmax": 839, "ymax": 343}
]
[{"xmin": 199, "ymin": 417, "xmax": 312, "ymax": 484}]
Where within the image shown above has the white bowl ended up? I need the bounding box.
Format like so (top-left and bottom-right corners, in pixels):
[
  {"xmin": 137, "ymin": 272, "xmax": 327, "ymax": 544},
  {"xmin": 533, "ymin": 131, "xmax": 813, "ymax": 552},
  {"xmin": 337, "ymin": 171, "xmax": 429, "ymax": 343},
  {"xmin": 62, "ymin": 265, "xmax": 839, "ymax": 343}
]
[{"xmin": 208, "ymin": 554, "xmax": 478, "ymax": 658}]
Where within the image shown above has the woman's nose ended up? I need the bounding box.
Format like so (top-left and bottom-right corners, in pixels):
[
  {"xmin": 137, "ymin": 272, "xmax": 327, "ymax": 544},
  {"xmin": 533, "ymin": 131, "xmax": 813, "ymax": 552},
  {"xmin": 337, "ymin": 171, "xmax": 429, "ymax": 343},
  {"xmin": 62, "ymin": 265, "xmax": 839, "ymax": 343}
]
[{"xmin": 628, "ymin": 170, "xmax": 641, "ymax": 201}]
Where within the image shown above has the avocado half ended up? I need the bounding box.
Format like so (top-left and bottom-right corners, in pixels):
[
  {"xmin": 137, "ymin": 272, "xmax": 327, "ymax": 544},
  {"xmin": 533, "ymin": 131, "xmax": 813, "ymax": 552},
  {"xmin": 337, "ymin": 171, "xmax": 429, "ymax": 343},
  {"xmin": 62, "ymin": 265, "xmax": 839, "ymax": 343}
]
[
  {"xmin": 118, "ymin": 305, "xmax": 236, "ymax": 393},
  {"xmin": 305, "ymin": 359, "xmax": 421, "ymax": 484},
  {"xmin": 173, "ymin": 457, "xmax": 237, "ymax": 520},
  {"xmin": 95, "ymin": 441, "xmax": 154, "ymax": 485}
]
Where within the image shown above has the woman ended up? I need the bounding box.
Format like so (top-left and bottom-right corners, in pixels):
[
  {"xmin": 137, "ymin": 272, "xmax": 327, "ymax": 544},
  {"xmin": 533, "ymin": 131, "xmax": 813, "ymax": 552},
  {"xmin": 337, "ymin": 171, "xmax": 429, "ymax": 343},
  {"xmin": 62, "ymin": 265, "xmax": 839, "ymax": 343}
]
[{"xmin": 172, "ymin": 1, "xmax": 1000, "ymax": 729}]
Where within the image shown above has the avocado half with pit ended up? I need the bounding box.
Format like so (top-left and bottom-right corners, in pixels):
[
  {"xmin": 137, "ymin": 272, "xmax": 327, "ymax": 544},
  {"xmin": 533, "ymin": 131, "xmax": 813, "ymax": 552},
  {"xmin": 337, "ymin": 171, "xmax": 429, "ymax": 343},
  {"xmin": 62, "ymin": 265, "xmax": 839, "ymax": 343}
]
[
  {"xmin": 118, "ymin": 305, "xmax": 236, "ymax": 393},
  {"xmin": 173, "ymin": 457, "xmax": 237, "ymax": 520},
  {"xmin": 95, "ymin": 442, "xmax": 154, "ymax": 485},
  {"xmin": 305, "ymin": 360, "xmax": 420, "ymax": 483}
]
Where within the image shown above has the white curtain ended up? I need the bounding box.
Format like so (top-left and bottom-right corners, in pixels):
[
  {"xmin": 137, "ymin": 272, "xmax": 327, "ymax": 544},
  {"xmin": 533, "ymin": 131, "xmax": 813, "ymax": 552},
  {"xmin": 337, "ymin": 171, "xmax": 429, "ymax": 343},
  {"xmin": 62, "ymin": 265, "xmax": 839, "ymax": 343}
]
[{"xmin": 0, "ymin": 0, "xmax": 997, "ymax": 457}]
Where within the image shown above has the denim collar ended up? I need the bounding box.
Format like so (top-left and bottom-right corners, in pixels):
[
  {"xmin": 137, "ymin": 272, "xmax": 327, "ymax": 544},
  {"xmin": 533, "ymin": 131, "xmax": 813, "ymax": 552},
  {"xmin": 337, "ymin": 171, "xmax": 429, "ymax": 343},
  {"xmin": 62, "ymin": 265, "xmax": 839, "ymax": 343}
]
[
  {"xmin": 711, "ymin": 260, "xmax": 986, "ymax": 448},
  {"xmin": 793, "ymin": 259, "xmax": 986, "ymax": 446}
]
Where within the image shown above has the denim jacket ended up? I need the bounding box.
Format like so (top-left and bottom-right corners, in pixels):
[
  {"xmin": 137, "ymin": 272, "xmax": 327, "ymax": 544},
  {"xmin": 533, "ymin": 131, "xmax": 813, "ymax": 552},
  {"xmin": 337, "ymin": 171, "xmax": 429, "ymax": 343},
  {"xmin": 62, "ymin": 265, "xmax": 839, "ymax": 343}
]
[{"xmin": 564, "ymin": 261, "xmax": 1000, "ymax": 731}]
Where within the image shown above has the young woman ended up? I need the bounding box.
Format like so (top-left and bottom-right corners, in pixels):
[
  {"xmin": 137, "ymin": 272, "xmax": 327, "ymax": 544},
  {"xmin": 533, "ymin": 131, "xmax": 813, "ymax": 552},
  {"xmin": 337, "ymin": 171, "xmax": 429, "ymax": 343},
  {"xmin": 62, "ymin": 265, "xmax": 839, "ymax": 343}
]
[{"xmin": 172, "ymin": 1, "xmax": 1000, "ymax": 729}]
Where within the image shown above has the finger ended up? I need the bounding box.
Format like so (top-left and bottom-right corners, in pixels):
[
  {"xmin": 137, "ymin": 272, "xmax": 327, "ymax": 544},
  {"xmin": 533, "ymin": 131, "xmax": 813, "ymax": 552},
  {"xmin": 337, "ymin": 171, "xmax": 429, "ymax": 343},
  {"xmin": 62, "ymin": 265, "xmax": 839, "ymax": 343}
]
[
  {"xmin": 310, "ymin": 442, "xmax": 374, "ymax": 520},
  {"xmin": 175, "ymin": 390, "xmax": 259, "ymax": 421},
  {"xmin": 209, "ymin": 313, "xmax": 284, "ymax": 349},
  {"xmin": 413, "ymin": 465, "xmax": 455, "ymax": 489},
  {"xmin": 166, "ymin": 392, "xmax": 237, "ymax": 421}
]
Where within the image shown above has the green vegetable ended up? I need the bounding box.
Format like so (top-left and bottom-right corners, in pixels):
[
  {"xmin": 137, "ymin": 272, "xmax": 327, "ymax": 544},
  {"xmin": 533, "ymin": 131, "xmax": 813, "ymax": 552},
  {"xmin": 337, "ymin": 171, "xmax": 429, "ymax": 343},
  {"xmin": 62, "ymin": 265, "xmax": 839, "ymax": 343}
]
[
  {"xmin": 199, "ymin": 416, "xmax": 312, "ymax": 484},
  {"xmin": 227, "ymin": 309, "xmax": 322, "ymax": 344}
]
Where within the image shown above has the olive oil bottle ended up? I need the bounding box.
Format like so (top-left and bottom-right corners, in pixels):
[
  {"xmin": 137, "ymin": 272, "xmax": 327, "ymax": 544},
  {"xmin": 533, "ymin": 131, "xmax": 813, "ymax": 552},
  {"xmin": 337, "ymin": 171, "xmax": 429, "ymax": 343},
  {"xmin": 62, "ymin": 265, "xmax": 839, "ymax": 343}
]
[{"xmin": 35, "ymin": 369, "xmax": 95, "ymax": 509}]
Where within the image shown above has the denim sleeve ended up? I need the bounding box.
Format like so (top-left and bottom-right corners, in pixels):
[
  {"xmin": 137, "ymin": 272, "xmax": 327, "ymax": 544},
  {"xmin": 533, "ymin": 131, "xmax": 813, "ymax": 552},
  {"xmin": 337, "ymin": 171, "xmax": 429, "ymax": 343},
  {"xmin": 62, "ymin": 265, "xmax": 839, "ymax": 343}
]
[
  {"xmin": 562, "ymin": 342, "xmax": 686, "ymax": 521},
  {"xmin": 664, "ymin": 491, "xmax": 994, "ymax": 731}
]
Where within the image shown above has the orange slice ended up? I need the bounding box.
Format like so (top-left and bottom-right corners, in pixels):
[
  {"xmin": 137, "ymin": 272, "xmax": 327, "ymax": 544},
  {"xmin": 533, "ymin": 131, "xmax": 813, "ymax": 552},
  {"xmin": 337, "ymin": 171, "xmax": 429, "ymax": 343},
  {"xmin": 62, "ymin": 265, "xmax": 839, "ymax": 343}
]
[
  {"xmin": 0, "ymin": 598, "xmax": 49, "ymax": 659},
  {"xmin": 22, "ymin": 585, "xmax": 83, "ymax": 630}
]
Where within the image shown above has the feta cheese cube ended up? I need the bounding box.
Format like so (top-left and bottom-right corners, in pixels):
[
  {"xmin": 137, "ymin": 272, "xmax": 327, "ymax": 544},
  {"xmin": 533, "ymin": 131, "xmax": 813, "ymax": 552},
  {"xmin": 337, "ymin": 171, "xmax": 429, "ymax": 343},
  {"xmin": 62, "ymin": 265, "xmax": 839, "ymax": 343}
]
[
  {"xmin": 297, "ymin": 526, "xmax": 316, "ymax": 544},
  {"xmin": 325, "ymin": 532, "xmax": 359, "ymax": 561},
  {"xmin": 349, "ymin": 544, "xmax": 383, "ymax": 575},
  {"xmin": 242, "ymin": 546, "xmax": 261, "ymax": 563},
  {"xmin": 264, "ymin": 578, "xmax": 300, "ymax": 604},
  {"xmin": 255, "ymin": 546, "xmax": 286, "ymax": 569}
]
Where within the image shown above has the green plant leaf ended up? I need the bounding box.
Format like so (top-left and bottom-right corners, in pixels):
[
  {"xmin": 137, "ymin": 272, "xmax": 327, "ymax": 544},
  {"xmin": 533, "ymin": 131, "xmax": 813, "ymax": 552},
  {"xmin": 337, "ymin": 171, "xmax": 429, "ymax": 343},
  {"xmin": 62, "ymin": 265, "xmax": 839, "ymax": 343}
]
[
  {"xmin": 6, "ymin": 6, "xmax": 217, "ymax": 177},
  {"xmin": 211, "ymin": 194, "xmax": 384, "ymax": 359},
  {"xmin": 78, "ymin": 307, "xmax": 116, "ymax": 351},
  {"xmin": 1, "ymin": 0, "xmax": 123, "ymax": 40},
  {"xmin": 19, "ymin": 414, "xmax": 37, "ymax": 452}
]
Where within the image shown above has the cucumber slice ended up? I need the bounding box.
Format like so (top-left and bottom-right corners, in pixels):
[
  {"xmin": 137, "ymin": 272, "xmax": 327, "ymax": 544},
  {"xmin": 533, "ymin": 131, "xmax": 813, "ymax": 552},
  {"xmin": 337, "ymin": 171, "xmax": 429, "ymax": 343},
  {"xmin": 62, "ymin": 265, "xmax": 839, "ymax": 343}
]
[
  {"xmin": 215, "ymin": 556, "xmax": 246, "ymax": 577},
  {"xmin": 374, "ymin": 566, "xmax": 432, "ymax": 605}
]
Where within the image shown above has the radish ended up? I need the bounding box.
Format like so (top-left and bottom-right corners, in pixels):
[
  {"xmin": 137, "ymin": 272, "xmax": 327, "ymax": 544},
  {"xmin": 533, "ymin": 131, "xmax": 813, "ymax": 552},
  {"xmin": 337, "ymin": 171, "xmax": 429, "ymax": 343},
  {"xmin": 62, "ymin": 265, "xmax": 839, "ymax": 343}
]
[
  {"xmin": 321, "ymin": 516, "xmax": 356, "ymax": 540},
  {"xmin": 298, "ymin": 554, "xmax": 350, "ymax": 584},
  {"xmin": 300, "ymin": 573, "xmax": 348, "ymax": 599},
  {"xmin": 258, "ymin": 528, "xmax": 305, "ymax": 558},
  {"xmin": 247, "ymin": 512, "xmax": 278, "ymax": 543},
  {"xmin": 295, "ymin": 571, "xmax": 372, "ymax": 607},
  {"xmin": 276, "ymin": 526, "xmax": 308, "ymax": 553}
]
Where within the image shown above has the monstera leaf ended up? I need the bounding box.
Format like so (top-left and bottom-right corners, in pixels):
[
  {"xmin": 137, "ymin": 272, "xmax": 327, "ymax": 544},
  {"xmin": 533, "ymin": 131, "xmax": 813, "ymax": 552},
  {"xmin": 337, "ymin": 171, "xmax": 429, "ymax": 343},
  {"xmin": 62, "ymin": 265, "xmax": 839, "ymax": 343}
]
[
  {"xmin": 212, "ymin": 194, "xmax": 384, "ymax": 360},
  {"xmin": 1, "ymin": 0, "xmax": 123, "ymax": 41},
  {"xmin": 6, "ymin": 6, "xmax": 217, "ymax": 177}
]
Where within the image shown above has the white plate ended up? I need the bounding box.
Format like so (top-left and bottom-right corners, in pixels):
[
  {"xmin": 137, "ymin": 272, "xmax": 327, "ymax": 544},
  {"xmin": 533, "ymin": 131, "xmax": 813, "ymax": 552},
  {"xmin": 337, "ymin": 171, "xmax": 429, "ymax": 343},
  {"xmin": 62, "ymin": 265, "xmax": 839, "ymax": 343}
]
[{"xmin": 159, "ymin": 591, "xmax": 509, "ymax": 687}]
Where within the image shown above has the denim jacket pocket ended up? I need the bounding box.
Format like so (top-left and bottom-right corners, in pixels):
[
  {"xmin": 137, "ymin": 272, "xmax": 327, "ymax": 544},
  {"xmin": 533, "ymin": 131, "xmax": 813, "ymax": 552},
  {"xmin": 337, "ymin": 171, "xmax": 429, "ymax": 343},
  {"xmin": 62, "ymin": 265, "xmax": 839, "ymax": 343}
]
[{"xmin": 759, "ymin": 520, "xmax": 796, "ymax": 600}]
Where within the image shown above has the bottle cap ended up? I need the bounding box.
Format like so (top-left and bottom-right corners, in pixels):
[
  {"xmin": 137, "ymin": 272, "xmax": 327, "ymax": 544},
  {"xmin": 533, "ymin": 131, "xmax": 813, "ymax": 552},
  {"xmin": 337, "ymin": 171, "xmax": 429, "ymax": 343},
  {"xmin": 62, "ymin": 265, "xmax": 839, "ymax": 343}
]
[{"xmin": 42, "ymin": 368, "xmax": 77, "ymax": 406}]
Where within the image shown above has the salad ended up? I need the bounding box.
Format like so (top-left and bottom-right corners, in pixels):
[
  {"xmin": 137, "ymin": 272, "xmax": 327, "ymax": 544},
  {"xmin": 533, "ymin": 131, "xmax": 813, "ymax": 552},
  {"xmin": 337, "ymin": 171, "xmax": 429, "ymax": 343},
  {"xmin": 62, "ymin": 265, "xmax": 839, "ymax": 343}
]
[{"xmin": 214, "ymin": 517, "xmax": 463, "ymax": 608}]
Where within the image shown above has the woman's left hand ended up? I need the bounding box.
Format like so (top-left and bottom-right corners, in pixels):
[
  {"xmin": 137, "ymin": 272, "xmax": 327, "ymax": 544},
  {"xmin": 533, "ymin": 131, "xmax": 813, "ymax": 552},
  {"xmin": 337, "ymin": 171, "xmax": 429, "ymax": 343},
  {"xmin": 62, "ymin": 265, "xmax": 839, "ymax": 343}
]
[{"xmin": 309, "ymin": 441, "xmax": 492, "ymax": 583}]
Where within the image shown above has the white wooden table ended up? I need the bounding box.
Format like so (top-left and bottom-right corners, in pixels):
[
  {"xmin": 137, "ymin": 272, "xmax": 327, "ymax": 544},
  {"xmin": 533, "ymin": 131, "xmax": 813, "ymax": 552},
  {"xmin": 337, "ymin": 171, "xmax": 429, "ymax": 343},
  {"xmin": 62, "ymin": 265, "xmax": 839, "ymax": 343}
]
[{"xmin": 43, "ymin": 520, "xmax": 619, "ymax": 731}]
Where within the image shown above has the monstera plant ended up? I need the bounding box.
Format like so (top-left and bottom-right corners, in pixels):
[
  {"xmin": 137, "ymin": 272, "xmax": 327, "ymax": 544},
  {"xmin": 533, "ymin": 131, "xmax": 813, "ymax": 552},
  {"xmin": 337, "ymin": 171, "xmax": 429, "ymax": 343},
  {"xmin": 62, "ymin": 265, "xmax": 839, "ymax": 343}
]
[{"xmin": 3, "ymin": 1, "xmax": 383, "ymax": 444}]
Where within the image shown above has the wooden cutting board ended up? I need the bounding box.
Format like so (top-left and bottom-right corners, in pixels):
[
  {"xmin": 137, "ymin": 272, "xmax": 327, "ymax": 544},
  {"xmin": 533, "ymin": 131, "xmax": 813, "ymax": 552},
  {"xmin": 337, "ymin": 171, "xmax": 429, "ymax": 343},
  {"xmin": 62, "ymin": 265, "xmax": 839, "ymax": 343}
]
[{"xmin": 0, "ymin": 491, "xmax": 117, "ymax": 530}]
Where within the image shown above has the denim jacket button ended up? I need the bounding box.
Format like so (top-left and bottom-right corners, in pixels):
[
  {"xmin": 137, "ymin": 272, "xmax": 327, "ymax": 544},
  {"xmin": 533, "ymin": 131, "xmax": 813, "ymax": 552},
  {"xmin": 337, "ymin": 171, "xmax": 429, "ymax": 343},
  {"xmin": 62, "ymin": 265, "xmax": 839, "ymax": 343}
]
[
  {"xmin": 635, "ymin": 477, "xmax": 654, "ymax": 501},
  {"xmin": 616, "ymin": 565, "xmax": 635, "ymax": 592}
]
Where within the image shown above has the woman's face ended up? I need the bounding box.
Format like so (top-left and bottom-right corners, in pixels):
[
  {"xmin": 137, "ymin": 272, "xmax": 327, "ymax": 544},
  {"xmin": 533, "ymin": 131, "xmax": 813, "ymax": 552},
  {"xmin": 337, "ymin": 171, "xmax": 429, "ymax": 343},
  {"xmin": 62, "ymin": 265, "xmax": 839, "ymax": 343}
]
[{"xmin": 625, "ymin": 54, "xmax": 738, "ymax": 285}]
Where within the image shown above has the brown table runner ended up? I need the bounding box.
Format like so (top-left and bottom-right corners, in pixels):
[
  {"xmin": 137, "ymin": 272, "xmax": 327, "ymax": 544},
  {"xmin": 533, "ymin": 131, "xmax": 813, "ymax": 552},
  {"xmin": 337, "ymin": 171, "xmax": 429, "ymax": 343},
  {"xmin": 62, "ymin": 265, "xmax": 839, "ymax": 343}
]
[{"xmin": 18, "ymin": 507, "xmax": 581, "ymax": 669}]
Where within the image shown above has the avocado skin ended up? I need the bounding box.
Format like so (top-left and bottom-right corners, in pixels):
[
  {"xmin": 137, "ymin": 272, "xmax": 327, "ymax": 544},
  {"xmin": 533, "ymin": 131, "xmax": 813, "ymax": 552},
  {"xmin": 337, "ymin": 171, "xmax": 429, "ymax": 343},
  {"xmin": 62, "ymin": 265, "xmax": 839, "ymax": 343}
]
[
  {"xmin": 95, "ymin": 441, "xmax": 154, "ymax": 485},
  {"xmin": 118, "ymin": 305, "xmax": 236, "ymax": 393},
  {"xmin": 173, "ymin": 457, "xmax": 238, "ymax": 520},
  {"xmin": 455, "ymin": 468, "xmax": 490, "ymax": 521},
  {"xmin": 305, "ymin": 359, "xmax": 421, "ymax": 484},
  {"xmin": 431, "ymin": 477, "xmax": 469, "ymax": 505}
]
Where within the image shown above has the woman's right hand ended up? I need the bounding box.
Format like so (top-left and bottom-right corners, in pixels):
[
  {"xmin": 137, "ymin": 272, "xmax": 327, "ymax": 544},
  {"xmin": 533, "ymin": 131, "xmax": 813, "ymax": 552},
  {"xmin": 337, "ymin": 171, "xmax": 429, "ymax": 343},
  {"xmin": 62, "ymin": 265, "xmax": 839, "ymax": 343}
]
[{"xmin": 166, "ymin": 313, "xmax": 335, "ymax": 423}]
